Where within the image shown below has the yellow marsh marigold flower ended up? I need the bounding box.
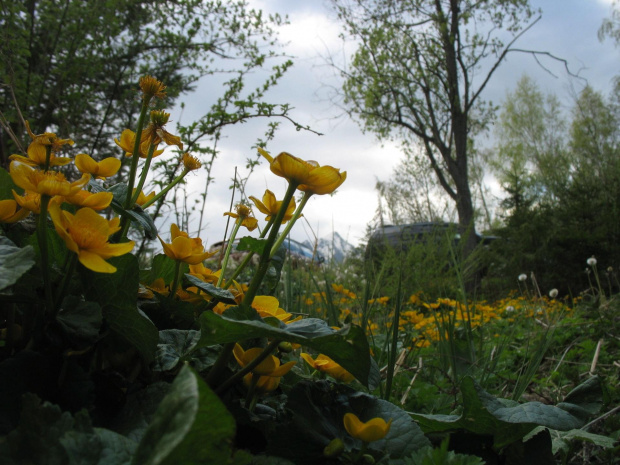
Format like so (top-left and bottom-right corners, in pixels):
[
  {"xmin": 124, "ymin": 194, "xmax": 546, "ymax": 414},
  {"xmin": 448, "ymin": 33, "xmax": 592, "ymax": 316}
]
[
  {"xmin": 13, "ymin": 190, "xmax": 41, "ymax": 214},
  {"xmin": 59, "ymin": 190, "xmax": 113, "ymax": 211},
  {"xmin": 49, "ymin": 203, "xmax": 135, "ymax": 273},
  {"xmin": 233, "ymin": 343, "xmax": 296, "ymax": 378},
  {"xmin": 249, "ymin": 189, "xmax": 296, "ymax": 223},
  {"xmin": 9, "ymin": 141, "xmax": 72, "ymax": 168},
  {"xmin": 158, "ymin": 223, "xmax": 215, "ymax": 265},
  {"xmin": 0, "ymin": 199, "xmax": 29, "ymax": 223},
  {"xmin": 224, "ymin": 203, "xmax": 258, "ymax": 231},
  {"xmin": 189, "ymin": 262, "xmax": 219, "ymax": 284},
  {"xmin": 343, "ymin": 413, "xmax": 392, "ymax": 443},
  {"xmin": 300, "ymin": 353, "xmax": 355, "ymax": 383},
  {"xmin": 139, "ymin": 75, "xmax": 166, "ymax": 100},
  {"xmin": 181, "ymin": 153, "xmax": 201, "ymax": 171},
  {"xmin": 133, "ymin": 189, "xmax": 156, "ymax": 207},
  {"xmin": 141, "ymin": 110, "xmax": 183, "ymax": 149},
  {"xmin": 258, "ymin": 148, "xmax": 347, "ymax": 195},
  {"xmin": 251, "ymin": 295, "xmax": 299, "ymax": 323},
  {"xmin": 10, "ymin": 161, "xmax": 90, "ymax": 197},
  {"xmin": 114, "ymin": 129, "xmax": 164, "ymax": 159},
  {"xmin": 74, "ymin": 153, "xmax": 121, "ymax": 179},
  {"xmin": 22, "ymin": 120, "xmax": 74, "ymax": 154}
]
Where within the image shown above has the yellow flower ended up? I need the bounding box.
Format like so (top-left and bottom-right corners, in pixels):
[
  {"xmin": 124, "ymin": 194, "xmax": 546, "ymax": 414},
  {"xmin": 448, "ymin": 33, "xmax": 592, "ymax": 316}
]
[
  {"xmin": 189, "ymin": 262, "xmax": 220, "ymax": 284},
  {"xmin": 23, "ymin": 120, "xmax": 74, "ymax": 153},
  {"xmin": 300, "ymin": 353, "xmax": 355, "ymax": 383},
  {"xmin": 9, "ymin": 141, "xmax": 72, "ymax": 168},
  {"xmin": 12, "ymin": 190, "xmax": 41, "ymax": 214},
  {"xmin": 258, "ymin": 148, "xmax": 347, "ymax": 195},
  {"xmin": 249, "ymin": 189, "xmax": 296, "ymax": 223},
  {"xmin": 181, "ymin": 153, "xmax": 201, "ymax": 171},
  {"xmin": 48, "ymin": 204, "xmax": 135, "ymax": 273},
  {"xmin": 233, "ymin": 343, "xmax": 296, "ymax": 384},
  {"xmin": 74, "ymin": 153, "xmax": 121, "ymax": 179},
  {"xmin": 0, "ymin": 199, "xmax": 30, "ymax": 223},
  {"xmin": 139, "ymin": 75, "xmax": 166, "ymax": 100},
  {"xmin": 114, "ymin": 129, "xmax": 164, "ymax": 158},
  {"xmin": 133, "ymin": 189, "xmax": 156, "ymax": 207},
  {"xmin": 251, "ymin": 296, "xmax": 299, "ymax": 323},
  {"xmin": 158, "ymin": 223, "xmax": 215, "ymax": 265},
  {"xmin": 141, "ymin": 110, "xmax": 183, "ymax": 149},
  {"xmin": 60, "ymin": 190, "xmax": 114, "ymax": 211},
  {"xmin": 10, "ymin": 161, "xmax": 90, "ymax": 197},
  {"xmin": 343, "ymin": 413, "xmax": 392, "ymax": 443},
  {"xmin": 223, "ymin": 203, "xmax": 258, "ymax": 231}
]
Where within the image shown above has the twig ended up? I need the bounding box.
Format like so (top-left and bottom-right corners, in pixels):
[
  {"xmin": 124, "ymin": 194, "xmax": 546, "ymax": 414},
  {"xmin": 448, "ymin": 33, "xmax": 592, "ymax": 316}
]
[
  {"xmin": 400, "ymin": 357, "xmax": 423, "ymax": 405},
  {"xmin": 589, "ymin": 339, "xmax": 603, "ymax": 375},
  {"xmin": 582, "ymin": 405, "xmax": 620, "ymax": 431}
]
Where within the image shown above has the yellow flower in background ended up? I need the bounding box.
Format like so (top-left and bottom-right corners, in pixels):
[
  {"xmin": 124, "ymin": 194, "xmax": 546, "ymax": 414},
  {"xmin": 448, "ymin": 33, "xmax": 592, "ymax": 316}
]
[
  {"xmin": 114, "ymin": 129, "xmax": 164, "ymax": 158},
  {"xmin": 251, "ymin": 295, "xmax": 299, "ymax": 323},
  {"xmin": 181, "ymin": 153, "xmax": 202, "ymax": 171},
  {"xmin": 10, "ymin": 162, "xmax": 90, "ymax": 197},
  {"xmin": 249, "ymin": 189, "xmax": 296, "ymax": 223},
  {"xmin": 223, "ymin": 203, "xmax": 258, "ymax": 231},
  {"xmin": 158, "ymin": 223, "xmax": 215, "ymax": 265},
  {"xmin": 23, "ymin": 120, "xmax": 74, "ymax": 153},
  {"xmin": 49, "ymin": 203, "xmax": 135, "ymax": 273},
  {"xmin": 233, "ymin": 344, "xmax": 296, "ymax": 378},
  {"xmin": 139, "ymin": 75, "xmax": 167, "ymax": 100},
  {"xmin": 74, "ymin": 153, "xmax": 121, "ymax": 179},
  {"xmin": 189, "ymin": 262, "xmax": 220, "ymax": 284},
  {"xmin": 12, "ymin": 190, "xmax": 41, "ymax": 214},
  {"xmin": 9, "ymin": 141, "xmax": 72, "ymax": 168},
  {"xmin": 0, "ymin": 199, "xmax": 30, "ymax": 223},
  {"xmin": 258, "ymin": 148, "xmax": 347, "ymax": 195},
  {"xmin": 140, "ymin": 110, "xmax": 183, "ymax": 149},
  {"xmin": 300, "ymin": 353, "xmax": 355, "ymax": 383},
  {"xmin": 133, "ymin": 189, "xmax": 156, "ymax": 207},
  {"xmin": 60, "ymin": 190, "xmax": 113, "ymax": 211},
  {"xmin": 343, "ymin": 413, "xmax": 392, "ymax": 443}
]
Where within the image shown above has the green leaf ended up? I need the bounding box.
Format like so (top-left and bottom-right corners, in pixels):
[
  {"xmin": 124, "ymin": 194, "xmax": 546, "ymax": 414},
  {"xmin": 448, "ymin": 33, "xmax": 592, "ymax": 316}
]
[
  {"xmin": 184, "ymin": 273, "xmax": 236, "ymax": 304},
  {"xmin": 267, "ymin": 380, "xmax": 430, "ymax": 464},
  {"xmin": 195, "ymin": 309, "xmax": 377, "ymax": 387},
  {"xmin": 140, "ymin": 254, "xmax": 181, "ymax": 285},
  {"xmin": 236, "ymin": 236, "xmax": 267, "ymax": 254},
  {"xmin": 0, "ymin": 393, "xmax": 137, "ymax": 465},
  {"xmin": 549, "ymin": 428, "xmax": 616, "ymax": 455},
  {"xmin": 0, "ymin": 236, "xmax": 35, "ymax": 291},
  {"xmin": 56, "ymin": 296, "xmax": 102, "ymax": 346},
  {"xmin": 132, "ymin": 365, "xmax": 235, "ymax": 465},
  {"xmin": 82, "ymin": 254, "xmax": 158, "ymax": 364},
  {"xmin": 154, "ymin": 330, "xmax": 200, "ymax": 372},
  {"xmin": 410, "ymin": 376, "xmax": 599, "ymax": 449},
  {"xmin": 102, "ymin": 183, "xmax": 157, "ymax": 239}
]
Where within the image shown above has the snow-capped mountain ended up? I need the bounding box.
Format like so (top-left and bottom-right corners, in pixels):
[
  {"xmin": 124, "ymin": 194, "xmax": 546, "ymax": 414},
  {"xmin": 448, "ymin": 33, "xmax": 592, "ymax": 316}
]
[{"xmin": 303, "ymin": 232, "xmax": 354, "ymax": 263}]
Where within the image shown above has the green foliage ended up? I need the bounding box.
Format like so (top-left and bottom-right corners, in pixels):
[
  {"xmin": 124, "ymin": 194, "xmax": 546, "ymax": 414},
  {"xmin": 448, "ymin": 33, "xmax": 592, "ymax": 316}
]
[
  {"xmin": 403, "ymin": 439, "xmax": 484, "ymax": 465},
  {"xmin": 0, "ymin": 236, "xmax": 35, "ymax": 291}
]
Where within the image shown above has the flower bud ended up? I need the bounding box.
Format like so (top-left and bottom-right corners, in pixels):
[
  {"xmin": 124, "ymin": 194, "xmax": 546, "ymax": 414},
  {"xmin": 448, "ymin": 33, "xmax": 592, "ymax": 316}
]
[
  {"xmin": 323, "ymin": 438, "xmax": 344, "ymax": 458},
  {"xmin": 278, "ymin": 341, "xmax": 294, "ymax": 353},
  {"xmin": 362, "ymin": 454, "xmax": 376, "ymax": 464}
]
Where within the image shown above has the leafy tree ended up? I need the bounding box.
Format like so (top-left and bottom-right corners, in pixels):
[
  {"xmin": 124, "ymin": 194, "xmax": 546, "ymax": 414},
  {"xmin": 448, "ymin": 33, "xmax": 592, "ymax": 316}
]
[
  {"xmin": 330, "ymin": 0, "xmax": 540, "ymax": 256},
  {"xmin": 0, "ymin": 0, "xmax": 302, "ymax": 169}
]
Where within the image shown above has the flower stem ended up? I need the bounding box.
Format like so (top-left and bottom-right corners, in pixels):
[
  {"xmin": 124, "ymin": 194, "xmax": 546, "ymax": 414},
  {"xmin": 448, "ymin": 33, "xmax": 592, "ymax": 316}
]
[
  {"xmin": 140, "ymin": 169, "xmax": 189, "ymax": 209},
  {"xmin": 170, "ymin": 260, "xmax": 183, "ymax": 297},
  {"xmin": 269, "ymin": 191, "xmax": 311, "ymax": 258},
  {"xmin": 37, "ymin": 194, "xmax": 54, "ymax": 314},
  {"xmin": 129, "ymin": 143, "xmax": 156, "ymax": 206},
  {"xmin": 124, "ymin": 100, "xmax": 151, "ymax": 209},
  {"xmin": 54, "ymin": 252, "xmax": 78, "ymax": 313},
  {"xmin": 216, "ymin": 218, "xmax": 243, "ymax": 287}
]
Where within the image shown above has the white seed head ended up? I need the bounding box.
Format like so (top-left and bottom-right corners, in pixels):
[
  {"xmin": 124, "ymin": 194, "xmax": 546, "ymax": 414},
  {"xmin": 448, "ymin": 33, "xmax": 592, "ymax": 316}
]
[
  {"xmin": 518, "ymin": 273, "xmax": 527, "ymax": 282},
  {"xmin": 549, "ymin": 289, "xmax": 558, "ymax": 299},
  {"xmin": 587, "ymin": 256, "xmax": 597, "ymax": 267},
  {"xmin": 505, "ymin": 305, "xmax": 515, "ymax": 313}
]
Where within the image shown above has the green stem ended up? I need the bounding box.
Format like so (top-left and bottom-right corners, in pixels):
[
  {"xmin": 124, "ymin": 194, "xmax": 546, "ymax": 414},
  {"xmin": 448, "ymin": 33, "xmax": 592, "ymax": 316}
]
[
  {"xmin": 170, "ymin": 260, "xmax": 183, "ymax": 297},
  {"xmin": 54, "ymin": 252, "xmax": 78, "ymax": 313},
  {"xmin": 223, "ymin": 217, "xmax": 275, "ymax": 289},
  {"xmin": 43, "ymin": 145, "xmax": 52, "ymax": 172},
  {"xmin": 140, "ymin": 168, "xmax": 189, "ymax": 209},
  {"xmin": 37, "ymin": 194, "xmax": 54, "ymax": 314},
  {"xmin": 216, "ymin": 218, "xmax": 243, "ymax": 287},
  {"xmin": 215, "ymin": 339, "xmax": 280, "ymax": 394},
  {"xmin": 129, "ymin": 143, "xmax": 156, "ymax": 205},
  {"xmin": 269, "ymin": 192, "xmax": 311, "ymax": 258},
  {"xmin": 245, "ymin": 373, "xmax": 260, "ymax": 411},
  {"xmin": 123, "ymin": 100, "xmax": 151, "ymax": 208}
]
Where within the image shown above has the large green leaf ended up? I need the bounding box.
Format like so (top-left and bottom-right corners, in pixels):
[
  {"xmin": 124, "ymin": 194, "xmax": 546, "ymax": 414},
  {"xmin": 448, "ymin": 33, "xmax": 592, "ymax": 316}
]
[
  {"xmin": 56, "ymin": 296, "xmax": 103, "ymax": 347},
  {"xmin": 266, "ymin": 380, "xmax": 430, "ymax": 464},
  {"xmin": 154, "ymin": 330, "xmax": 220, "ymax": 373},
  {"xmin": 195, "ymin": 307, "xmax": 377, "ymax": 387},
  {"xmin": 410, "ymin": 376, "xmax": 603, "ymax": 449},
  {"xmin": 0, "ymin": 236, "xmax": 35, "ymax": 291},
  {"xmin": 82, "ymin": 254, "xmax": 158, "ymax": 364},
  {"xmin": 97, "ymin": 182, "xmax": 157, "ymax": 239},
  {"xmin": 0, "ymin": 166, "xmax": 21, "ymax": 199},
  {"xmin": 140, "ymin": 254, "xmax": 182, "ymax": 285},
  {"xmin": 236, "ymin": 236, "xmax": 267, "ymax": 254},
  {"xmin": 184, "ymin": 273, "xmax": 236, "ymax": 304},
  {"xmin": 0, "ymin": 393, "xmax": 136, "ymax": 465},
  {"xmin": 131, "ymin": 365, "xmax": 235, "ymax": 465}
]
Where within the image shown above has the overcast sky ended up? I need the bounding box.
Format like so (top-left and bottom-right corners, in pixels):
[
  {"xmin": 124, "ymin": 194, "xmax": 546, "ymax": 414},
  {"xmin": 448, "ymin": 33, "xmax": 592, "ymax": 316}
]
[{"xmin": 170, "ymin": 0, "xmax": 619, "ymax": 249}]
